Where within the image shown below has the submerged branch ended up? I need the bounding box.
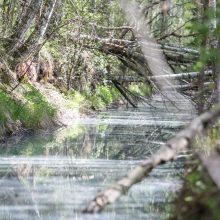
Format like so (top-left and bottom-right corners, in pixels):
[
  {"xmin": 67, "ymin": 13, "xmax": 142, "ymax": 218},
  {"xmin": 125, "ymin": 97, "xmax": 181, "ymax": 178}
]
[{"xmin": 82, "ymin": 105, "xmax": 220, "ymax": 213}]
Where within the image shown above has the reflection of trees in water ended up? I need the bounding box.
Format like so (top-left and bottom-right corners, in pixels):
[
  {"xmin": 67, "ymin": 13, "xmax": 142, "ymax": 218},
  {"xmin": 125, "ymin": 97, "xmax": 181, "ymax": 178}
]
[
  {"xmin": 93, "ymin": 124, "xmax": 178, "ymax": 160},
  {"xmin": 68, "ymin": 123, "xmax": 178, "ymax": 159},
  {"xmin": 0, "ymin": 165, "xmax": 40, "ymax": 219},
  {"xmin": 0, "ymin": 111, "xmax": 187, "ymax": 219},
  {"xmin": 0, "ymin": 122, "xmax": 180, "ymax": 160},
  {"xmin": 80, "ymin": 126, "xmax": 97, "ymax": 158},
  {"xmin": 123, "ymin": 183, "xmax": 178, "ymax": 218}
]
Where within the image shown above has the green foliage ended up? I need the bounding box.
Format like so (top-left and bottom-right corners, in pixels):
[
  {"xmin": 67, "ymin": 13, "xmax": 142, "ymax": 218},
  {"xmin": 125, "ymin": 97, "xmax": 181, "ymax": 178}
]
[
  {"xmin": 209, "ymin": 122, "xmax": 220, "ymax": 140},
  {"xmin": 192, "ymin": 4, "xmax": 220, "ymax": 72},
  {"xmin": 175, "ymin": 160, "xmax": 220, "ymax": 220},
  {"xmin": 23, "ymin": 85, "xmax": 56, "ymax": 128},
  {"xmin": 90, "ymin": 84, "xmax": 120, "ymax": 110},
  {"xmin": 175, "ymin": 121, "xmax": 220, "ymax": 220},
  {"xmin": 67, "ymin": 90, "xmax": 86, "ymax": 109},
  {"xmin": 89, "ymin": 95, "xmax": 106, "ymax": 110},
  {"xmin": 67, "ymin": 84, "xmax": 120, "ymax": 111},
  {"xmin": 0, "ymin": 91, "xmax": 9, "ymax": 124},
  {"xmin": 97, "ymin": 85, "xmax": 113, "ymax": 104},
  {"xmin": 128, "ymin": 83, "xmax": 152, "ymax": 97}
]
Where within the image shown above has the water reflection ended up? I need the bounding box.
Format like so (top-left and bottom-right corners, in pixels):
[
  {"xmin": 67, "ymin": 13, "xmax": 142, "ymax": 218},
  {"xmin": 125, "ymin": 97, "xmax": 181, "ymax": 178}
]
[{"xmin": 0, "ymin": 94, "xmax": 194, "ymax": 219}]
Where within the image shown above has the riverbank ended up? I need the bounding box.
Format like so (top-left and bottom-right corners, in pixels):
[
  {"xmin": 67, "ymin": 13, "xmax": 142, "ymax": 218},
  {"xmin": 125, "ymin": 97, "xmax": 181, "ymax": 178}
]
[
  {"xmin": 0, "ymin": 81, "xmax": 127, "ymax": 142},
  {"xmin": 0, "ymin": 83, "xmax": 82, "ymax": 142}
]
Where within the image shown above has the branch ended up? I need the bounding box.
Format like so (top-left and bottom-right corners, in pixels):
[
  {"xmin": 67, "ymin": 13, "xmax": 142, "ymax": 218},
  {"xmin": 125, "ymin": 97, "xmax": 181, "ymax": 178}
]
[
  {"xmin": 110, "ymin": 70, "xmax": 213, "ymax": 82},
  {"xmin": 82, "ymin": 105, "xmax": 220, "ymax": 213},
  {"xmin": 112, "ymin": 80, "xmax": 138, "ymax": 108},
  {"xmin": 199, "ymin": 144, "xmax": 220, "ymax": 190},
  {"xmin": 89, "ymin": 23, "xmax": 133, "ymax": 31}
]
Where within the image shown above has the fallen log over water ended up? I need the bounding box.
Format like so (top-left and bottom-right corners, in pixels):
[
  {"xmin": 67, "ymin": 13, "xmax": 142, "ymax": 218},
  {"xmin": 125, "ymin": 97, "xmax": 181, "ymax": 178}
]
[
  {"xmin": 75, "ymin": 35, "xmax": 199, "ymax": 55},
  {"xmin": 83, "ymin": 105, "xmax": 220, "ymax": 213},
  {"xmin": 109, "ymin": 70, "xmax": 213, "ymax": 83},
  {"xmin": 163, "ymin": 82, "xmax": 212, "ymax": 91},
  {"xmin": 72, "ymin": 35, "xmax": 199, "ymax": 65}
]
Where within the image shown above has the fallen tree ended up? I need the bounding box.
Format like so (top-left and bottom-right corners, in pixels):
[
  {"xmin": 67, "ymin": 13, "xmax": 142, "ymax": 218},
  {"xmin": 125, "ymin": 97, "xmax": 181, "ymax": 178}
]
[
  {"xmin": 83, "ymin": 104, "xmax": 220, "ymax": 213},
  {"xmin": 71, "ymin": 34, "xmax": 198, "ymax": 77},
  {"xmin": 73, "ymin": 35, "xmax": 199, "ymax": 57},
  {"xmin": 163, "ymin": 82, "xmax": 212, "ymax": 91},
  {"xmin": 108, "ymin": 70, "xmax": 213, "ymax": 83},
  {"xmin": 112, "ymin": 80, "xmax": 138, "ymax": 108}
]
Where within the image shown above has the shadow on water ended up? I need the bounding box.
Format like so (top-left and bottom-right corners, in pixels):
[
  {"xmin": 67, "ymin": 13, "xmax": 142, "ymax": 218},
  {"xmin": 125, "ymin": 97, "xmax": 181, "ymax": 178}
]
[{"xmin": 0, "ymin": 94, "xmax": 195, "ymax": 220}]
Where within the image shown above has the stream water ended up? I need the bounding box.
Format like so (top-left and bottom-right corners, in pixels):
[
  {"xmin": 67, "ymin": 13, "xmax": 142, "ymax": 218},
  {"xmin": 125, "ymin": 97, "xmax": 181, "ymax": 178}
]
[{"xmin": 0, "ymin": 93, "xmax": 195, "ymax": 220}]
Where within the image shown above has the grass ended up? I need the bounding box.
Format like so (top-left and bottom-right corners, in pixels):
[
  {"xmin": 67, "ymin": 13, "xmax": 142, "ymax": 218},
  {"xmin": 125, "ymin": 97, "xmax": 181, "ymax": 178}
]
[
  {"xmin": 67, "ymin": 84, "xmax": 121, "ymax": 111},
  {"xmin": 23, "ymin": 85, "xmax": 56, "ymax": 128},
  {"xmin": 0, "ymin": 85, "xmax": 57, "ymax": 136}
]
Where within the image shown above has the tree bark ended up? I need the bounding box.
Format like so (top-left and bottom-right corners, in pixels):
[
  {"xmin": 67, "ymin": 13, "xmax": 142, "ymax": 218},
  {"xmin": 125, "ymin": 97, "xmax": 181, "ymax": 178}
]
[
  {"xmin": 215, "ymin": 2, "xmax": 220, "ymax": 103},
  {"xmin": 197, "ymin": 0, "xmax": 209, "ymax": 113},
  {"xmin": 9, "ymin": 0, "xmax": 43, "ymax": 54},
  {"xmin": 17, "ymin": 0, "xmax": 58, "ymax": 62},
  {"xmin": 112, "ymin": 80, "xmax": 138, "ymax": 108}
]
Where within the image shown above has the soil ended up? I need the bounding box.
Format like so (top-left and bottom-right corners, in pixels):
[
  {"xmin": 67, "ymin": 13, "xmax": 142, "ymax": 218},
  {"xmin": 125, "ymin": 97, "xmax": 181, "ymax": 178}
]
[{"xmin": 34, "ymin": 83, "xmax": 82, "ymax": 126}]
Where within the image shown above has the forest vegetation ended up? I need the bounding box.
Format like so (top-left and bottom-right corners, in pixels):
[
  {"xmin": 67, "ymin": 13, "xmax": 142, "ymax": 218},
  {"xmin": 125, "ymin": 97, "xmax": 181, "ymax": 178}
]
[{"xmin": 0, "ymin": 0, "xmax": 219, "ymax": 219}]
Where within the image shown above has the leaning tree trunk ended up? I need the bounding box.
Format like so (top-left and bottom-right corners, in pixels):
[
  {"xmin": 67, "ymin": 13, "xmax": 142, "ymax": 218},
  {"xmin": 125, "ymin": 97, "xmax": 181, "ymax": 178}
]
[
  {"xmin": 17, "ymin": 0, "xmax": 59, "ymax": 63},
  {"xmin": 4, "ymin": 0, "xmax": 59, "ymax": 70},
  {"xmin": 8, "ymin": 0, "xmax": 43, "ymax": 55}
]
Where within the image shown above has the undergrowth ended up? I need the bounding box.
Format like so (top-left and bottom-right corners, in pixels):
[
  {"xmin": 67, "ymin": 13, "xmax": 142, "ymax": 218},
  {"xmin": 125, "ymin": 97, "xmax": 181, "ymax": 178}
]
[
  {"xmin": 174, "ymin": 160, "xmax": 220, "ymax": 220},
  {"xmin": 174, "ymin": 124, "xmax": 220, "ymax": 220},
  {"xmin": 67, "ymin": 83, "xmax": 121, "ymax": 111}
]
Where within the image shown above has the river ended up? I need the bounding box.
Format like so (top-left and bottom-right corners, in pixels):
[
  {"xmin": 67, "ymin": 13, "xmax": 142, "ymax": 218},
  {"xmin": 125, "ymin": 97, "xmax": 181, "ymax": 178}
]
[{"xmin": 0, "ymin": 93, "xmax": 195, "ymax": 220}]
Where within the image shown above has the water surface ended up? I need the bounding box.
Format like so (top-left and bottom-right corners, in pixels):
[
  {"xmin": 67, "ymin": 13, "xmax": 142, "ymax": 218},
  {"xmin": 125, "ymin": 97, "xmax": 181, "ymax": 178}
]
[{"xmin": 0, "ymin": 94, "xmax": 195, "ymax": 220}]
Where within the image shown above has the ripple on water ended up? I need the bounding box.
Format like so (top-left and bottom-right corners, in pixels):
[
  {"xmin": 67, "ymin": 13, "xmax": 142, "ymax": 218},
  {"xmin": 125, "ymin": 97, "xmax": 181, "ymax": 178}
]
[{"xmin": 0, "ymin": 94, "xmax": 195, "ymax": 220}]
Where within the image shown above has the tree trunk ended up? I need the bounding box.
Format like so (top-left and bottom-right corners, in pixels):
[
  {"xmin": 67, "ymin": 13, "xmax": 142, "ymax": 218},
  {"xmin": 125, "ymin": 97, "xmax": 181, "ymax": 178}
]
[
  {"xmin": 197, "ymin": 0, "xmax": 209, "ymax": 113},
  {"xmin": 8, "ymin": 0, "xmax": 43, "ymax": 54}
]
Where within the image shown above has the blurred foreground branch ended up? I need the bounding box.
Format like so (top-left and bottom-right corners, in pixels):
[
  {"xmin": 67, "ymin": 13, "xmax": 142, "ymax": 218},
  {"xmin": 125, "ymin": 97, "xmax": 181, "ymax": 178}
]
[{"xmin": 83, "ymin": 105, "xmax": 220, "ymax": 213}]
